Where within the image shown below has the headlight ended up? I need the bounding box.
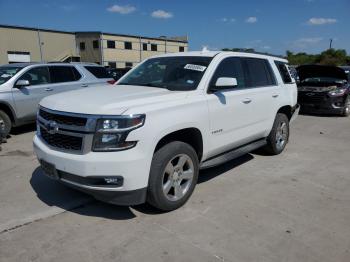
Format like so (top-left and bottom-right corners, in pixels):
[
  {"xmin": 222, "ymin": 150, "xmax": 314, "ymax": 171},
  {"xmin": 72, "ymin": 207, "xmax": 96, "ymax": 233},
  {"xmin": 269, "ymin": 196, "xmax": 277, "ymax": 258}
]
[
  {"xmin": 92, "ymin": 114, "xmax": 145, "ymax": 152},
  {"xmin": 329, "ymin": 89, "xmax": 346, "ymax": 96}
]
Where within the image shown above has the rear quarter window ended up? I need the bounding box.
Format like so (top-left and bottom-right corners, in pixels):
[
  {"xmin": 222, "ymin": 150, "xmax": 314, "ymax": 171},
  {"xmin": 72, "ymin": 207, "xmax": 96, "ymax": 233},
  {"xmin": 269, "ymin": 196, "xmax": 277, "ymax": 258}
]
[
  {"xmin": 243, "ymin": 58, "xmax": 276, "ymax": 87},
  {"xmin": 275, "ymin": 61, "xmax": 293, "ymax": 84},
  {"xmin": 84, "ymin": 66, "xmax": 110, "ymax": 79}
]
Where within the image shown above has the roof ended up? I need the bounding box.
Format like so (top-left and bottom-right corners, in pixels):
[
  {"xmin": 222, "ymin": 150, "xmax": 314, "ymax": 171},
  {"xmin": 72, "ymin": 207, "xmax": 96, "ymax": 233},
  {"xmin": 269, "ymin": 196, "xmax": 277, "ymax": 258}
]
[
  {"xmin": 0, "ymin": 24, "xmax": 188, "ymax": 43},
  {"xmin": 75, "ymin": 31, "xmax": 188, "ymax": 43},
  {"xmin": 0, "ymin": 24, "xmax": 74, "ymax": 35},
  {"xmin": 154, "ymin": 51, "xmax": 287, "ymax": 61},
  {"xmin": 0, "ymin": 62, "xmax": 101, "ymax": 67}
]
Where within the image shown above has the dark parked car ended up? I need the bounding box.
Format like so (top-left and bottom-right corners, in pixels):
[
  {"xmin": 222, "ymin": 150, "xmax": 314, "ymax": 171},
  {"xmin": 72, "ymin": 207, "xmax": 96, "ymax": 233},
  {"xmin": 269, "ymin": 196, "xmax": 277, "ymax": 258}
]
[
  {"xmin": 106, "ymin": 68, "xmax": 130, "ymax": 81},
  {"xmin": 297, "ymin": 65, "xmax": 350, "ymax": 116}
]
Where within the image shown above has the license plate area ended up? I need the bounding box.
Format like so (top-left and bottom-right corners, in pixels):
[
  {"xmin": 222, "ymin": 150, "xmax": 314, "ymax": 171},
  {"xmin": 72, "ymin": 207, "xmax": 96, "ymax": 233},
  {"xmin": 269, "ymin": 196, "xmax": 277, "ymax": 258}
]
[{"xmin": 40, "ymin": 160, "xmax": 59, "ymax": 180}]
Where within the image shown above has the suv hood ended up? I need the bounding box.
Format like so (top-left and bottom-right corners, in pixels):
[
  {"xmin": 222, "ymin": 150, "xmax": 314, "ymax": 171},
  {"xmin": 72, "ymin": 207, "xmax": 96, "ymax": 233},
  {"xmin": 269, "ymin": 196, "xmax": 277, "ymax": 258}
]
[
  {"xmin": 40, "ymin": 84, "xmax": 188, "ymax": 115},
  {"xmin": 297, "ymin": 65, "xmax": 348, "ymax": 82}
]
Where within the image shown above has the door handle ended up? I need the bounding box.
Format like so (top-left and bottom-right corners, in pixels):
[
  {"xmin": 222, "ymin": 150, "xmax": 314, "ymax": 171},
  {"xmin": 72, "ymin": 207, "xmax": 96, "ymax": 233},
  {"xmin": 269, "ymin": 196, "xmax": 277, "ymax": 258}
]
[
  {"xmin": 242, "ymin": 98, "xmax": 252, "ymax": 104},
  {"xmin": 272, "ymin": 94, "xmax": 279, "ymax": 98},
  {"xmin": 81, "ymin": 84, "xmax": 88, "ymax": 87},
  {"xmin": 45, "ymin": 88, "xmax": 53, "ymax": 91}
]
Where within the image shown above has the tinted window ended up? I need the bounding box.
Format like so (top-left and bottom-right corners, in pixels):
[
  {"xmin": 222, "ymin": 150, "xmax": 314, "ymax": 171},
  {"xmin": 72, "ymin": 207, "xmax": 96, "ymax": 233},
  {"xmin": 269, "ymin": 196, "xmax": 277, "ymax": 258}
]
[
  {"xmin": 210, "ymin": 57, "xmax": 246, "ymax": 89},
  {"xmin": 93, "ymin": 40, "xmax": 99, "ymax": 49},
  {"xmin": 124, "ymin": 42, "xmax": 132, "ymax": 50},
  {"xmin": 275, "ymin": 61, "xmax": 293, "ymax": 83},
  {"xmin": 18, "ymin": 66, "xmax": 50, "ymax": 86},
  {"xmin": 107, "ymin": 40, "xmax": 115, "ymax": 49},
  {"xmin": 49, "ymin": 66, "xmax": 76, "ymax": 83},
  {"xmin": 80, "ymin": 42, "xmax": 85, "ymax": 51},
  {"xmin": 71, "ymin": 67, "xmax": 82, "ymax": 80},
  {"xmin": 143, "ymin": 43, "xmax": 147, "ymax": 51},
  {"xmin": 151, "ymin": 44, "xmax": 157, "ymax": 51},
  {"xmin": 243, "ymin": 58, "xmax": 276, "ymax": 87},
  {"xmin": 84, "ymin": 66, "xmax": 110, "ymax": 78},
  {"xmin": 179, "ymin": 46, "xmax": 185, "ymax": 52}
]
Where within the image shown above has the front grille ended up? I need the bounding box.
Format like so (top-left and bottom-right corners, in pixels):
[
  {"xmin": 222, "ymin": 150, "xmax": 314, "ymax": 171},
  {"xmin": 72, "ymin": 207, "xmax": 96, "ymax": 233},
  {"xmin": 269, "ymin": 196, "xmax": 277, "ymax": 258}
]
[
  {"xmin": 298, "ymin": 92, "xmax": 327, "ymax": 104},
  {"xmin": 40, "ymin": 127, "xmax": 83, "ymax": 151},
  {"xmin": 39, "ymin": 109, "xmax": 87, "ymax": 127}
]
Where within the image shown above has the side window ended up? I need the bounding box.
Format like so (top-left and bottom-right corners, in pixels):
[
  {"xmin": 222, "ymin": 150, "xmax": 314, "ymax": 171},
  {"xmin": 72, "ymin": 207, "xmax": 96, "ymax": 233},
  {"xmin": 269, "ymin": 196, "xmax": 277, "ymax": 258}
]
[
  {"xmin": 210, "ymin": 57, "xmax": 246, "ymax": 89},
  {"xmin": 18, "ymin": 66, "xmax": 50, "ymax": 86},
  {"xmin": 243, "ymin": 58, "xmax": 276, "ymax": 87},
  {"xmin": 84, "ymin": 66, "xmax": 110, "ymax": 79},
  {"xmin": 71, "ymin": 67, "xmax": 82, "ymax": 80},
  {"xmin": 275, "ymin": 61, "xmax": 293, "ymax": 83},
  {"xmin": 49, "ymin": 66, "xmax": 76, "ymax": 83}
]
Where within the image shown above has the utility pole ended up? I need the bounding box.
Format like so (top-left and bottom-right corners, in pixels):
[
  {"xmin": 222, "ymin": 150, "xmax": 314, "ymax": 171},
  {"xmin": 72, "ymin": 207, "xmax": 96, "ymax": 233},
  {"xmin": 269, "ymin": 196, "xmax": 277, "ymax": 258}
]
[
  {"xmin": 37, "ymin": 29, "xmax": 43, "ymax": 61},
  {"xmin": 329, "ymin": 38, "xmax": 333, "ymax": 49}
]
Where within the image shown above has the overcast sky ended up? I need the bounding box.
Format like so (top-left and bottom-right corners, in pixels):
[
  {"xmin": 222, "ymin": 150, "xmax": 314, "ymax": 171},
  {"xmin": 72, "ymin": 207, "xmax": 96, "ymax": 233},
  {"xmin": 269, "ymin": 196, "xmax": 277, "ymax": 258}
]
[{"xmin": 0, "ymin": 0, "xmax": 349, "ymax": 55}]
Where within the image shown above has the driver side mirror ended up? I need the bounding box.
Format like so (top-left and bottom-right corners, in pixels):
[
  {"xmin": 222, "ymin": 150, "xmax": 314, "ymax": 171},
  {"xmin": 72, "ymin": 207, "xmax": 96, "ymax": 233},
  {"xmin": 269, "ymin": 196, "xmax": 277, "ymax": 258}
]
[
  {"xmin": 15, "ymin": 79, "xmax": 30, "ymax": 88},
  {"xmin": 210, "ymin": 77, "xmax": 238, "ymax": 92}
]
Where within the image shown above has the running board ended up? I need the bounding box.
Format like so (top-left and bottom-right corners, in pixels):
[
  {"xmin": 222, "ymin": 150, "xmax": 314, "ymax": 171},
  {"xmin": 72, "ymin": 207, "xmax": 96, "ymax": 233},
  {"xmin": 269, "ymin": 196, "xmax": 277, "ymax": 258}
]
[{"xmin": 200, "ymin": 139, "xmax": 267, "ymax": 169}]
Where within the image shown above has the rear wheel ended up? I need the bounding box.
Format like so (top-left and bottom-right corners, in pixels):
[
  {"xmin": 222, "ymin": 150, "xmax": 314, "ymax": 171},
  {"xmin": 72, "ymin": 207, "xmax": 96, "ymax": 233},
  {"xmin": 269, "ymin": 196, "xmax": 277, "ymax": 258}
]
[
  {"xmin": 0, "ymin": 110, "xmax": 11, "ymax": 138},
  {"xmin": 341, "ymin": 97, "xmax": 349, "ymax": 117},
  {"xmin": 147, "ymin": 141, "xmax": 199, "ymax": 211},
  {"xmin": 264, "ymin": 113, "xmax": 289, "ymax": 155}
]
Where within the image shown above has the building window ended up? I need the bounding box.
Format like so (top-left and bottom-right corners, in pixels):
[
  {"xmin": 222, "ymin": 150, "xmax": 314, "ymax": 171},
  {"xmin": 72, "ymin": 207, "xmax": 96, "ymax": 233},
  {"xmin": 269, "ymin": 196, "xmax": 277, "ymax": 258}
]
[
  {"xmin": 151, "ymin": 44, "xmax": 157, "ymax": 51},
  {"xmin": 108, "ymin": 62, "xmax": 116, "ymax": 68},
  {"xmin": 80, "ymin": 42, "xmax": 85, "ymax": 51},
  {"xmin": 125, "ymin": 62, "xmax": 133, "ymax": 68},
  {"xmin": 143, "ymin": 43, "xmax": 147, "ymax": 51},
  {"xmin": 7, "ymin": 51, "xmax": 31, "ymax": 63},
  {"xmin": 179, "ymin": 46, "xmax": 185, "ymax": 52},
  {"xmin": 93, "ymin": 40, "xmax": 99, "ymax": 49},
  {"xmin": 124, "ymin": 42, "xmax": 132, "ymax": 50},
  {"xmin": 107, "ymin": 40, "xmax": 116, "ymax": 49}
]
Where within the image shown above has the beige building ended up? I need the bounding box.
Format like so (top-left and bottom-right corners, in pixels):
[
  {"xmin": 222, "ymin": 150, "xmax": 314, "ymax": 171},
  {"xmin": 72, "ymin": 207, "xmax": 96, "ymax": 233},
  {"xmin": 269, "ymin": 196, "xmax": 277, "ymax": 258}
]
[
  {"xmin": 76, "ymin": 32, "xmax": 188, "ymax": 68},
  {"xmin": 0, "ymin": 24, "xmax": 189, "ymax": 67},
  {"xmin": 0, "ymin": 24, "xmax": 79, "ymax": 64}
]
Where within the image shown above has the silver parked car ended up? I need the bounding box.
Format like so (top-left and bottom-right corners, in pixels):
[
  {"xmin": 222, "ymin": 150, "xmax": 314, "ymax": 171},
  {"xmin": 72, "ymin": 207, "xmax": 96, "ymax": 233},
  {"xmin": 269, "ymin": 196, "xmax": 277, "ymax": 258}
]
[{"xmin": 0, "ymin": 62, "xmax": 114, "ymax": 136}]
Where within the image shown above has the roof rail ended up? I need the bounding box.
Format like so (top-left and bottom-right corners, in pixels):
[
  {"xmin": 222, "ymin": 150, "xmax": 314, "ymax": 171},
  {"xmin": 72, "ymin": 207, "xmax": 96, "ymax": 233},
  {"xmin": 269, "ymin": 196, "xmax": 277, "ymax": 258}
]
[{"xmin": 222, "ymin": 49, "xmax": 286, "ymax": 59}]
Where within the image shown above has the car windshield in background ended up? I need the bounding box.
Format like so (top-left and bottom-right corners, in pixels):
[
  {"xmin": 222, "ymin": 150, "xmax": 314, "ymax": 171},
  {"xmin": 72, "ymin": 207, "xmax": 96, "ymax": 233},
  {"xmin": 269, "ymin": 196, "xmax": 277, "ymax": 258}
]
[
  {"xmin": 0, "ymin": 66, "xmax": 24, "ymax": 85},
  {"xmin": 118, "ymin": 56, "xmax": 213, "ymax": 91}
]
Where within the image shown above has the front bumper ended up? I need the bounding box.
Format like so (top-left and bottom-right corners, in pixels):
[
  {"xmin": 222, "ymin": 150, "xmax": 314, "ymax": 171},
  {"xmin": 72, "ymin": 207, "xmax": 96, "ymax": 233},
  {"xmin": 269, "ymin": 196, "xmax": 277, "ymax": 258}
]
[
  {"xmin": 298, "ymin": 92, "xmax": 347, "ymax": 114},
  {"xmin": 33, "ymin": 135, "xmax": 151, "ymax": 205}
]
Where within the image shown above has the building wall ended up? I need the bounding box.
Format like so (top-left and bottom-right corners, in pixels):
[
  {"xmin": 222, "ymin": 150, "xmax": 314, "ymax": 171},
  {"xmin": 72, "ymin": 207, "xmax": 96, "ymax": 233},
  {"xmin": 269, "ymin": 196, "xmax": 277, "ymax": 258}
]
[
  {"xmin": 100, "ymin": 34, "xmax": 188, "ymax": 68},
  {"xmin": 0, "ymin": 26, "xmax": 78, "ymax": 64},
  {"xmin": 75, "ymin": 33, "xmax": 101, "ymax": 64}
]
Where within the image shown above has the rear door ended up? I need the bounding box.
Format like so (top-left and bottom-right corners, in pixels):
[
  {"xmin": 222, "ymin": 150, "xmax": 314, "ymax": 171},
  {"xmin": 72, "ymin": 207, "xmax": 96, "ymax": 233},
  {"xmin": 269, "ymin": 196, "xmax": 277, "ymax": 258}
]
[
  {"xmin": 11, "ymin": 66, "xmax": 51, "ymax": 120},
  {"xmin": 241, "ymin": 57, "xmax": 280, "ymax": 134},
  {"xmin": 48, "ymin": 65, "xmax": 85, "ymax": 94}
]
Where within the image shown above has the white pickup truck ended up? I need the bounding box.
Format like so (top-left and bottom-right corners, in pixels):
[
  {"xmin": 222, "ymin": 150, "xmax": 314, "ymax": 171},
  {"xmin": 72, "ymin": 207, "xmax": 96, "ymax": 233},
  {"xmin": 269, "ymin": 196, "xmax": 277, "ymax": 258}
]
[{"xmin": 33, "ymin": 51, "xmax": 299, "ymax": 211}]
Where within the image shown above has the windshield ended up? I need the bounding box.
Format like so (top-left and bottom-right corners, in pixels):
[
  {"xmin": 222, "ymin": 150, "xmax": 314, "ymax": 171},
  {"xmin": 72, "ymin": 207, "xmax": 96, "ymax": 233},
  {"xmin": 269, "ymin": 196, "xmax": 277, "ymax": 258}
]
[
  {"xmin": 0, "ymin": 66, "xmax": 24, "ymax": 85},
  {"xmin": 118, "ymin": 56, "xmax": 212, "ymax": 91}
]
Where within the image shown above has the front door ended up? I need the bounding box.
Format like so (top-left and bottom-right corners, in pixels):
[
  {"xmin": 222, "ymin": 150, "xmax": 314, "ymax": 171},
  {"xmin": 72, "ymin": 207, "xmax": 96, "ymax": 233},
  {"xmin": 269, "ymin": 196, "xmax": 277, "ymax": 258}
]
[{"xmin": 12, "ymin": 66, "xmax": 51, "ymax": 121}]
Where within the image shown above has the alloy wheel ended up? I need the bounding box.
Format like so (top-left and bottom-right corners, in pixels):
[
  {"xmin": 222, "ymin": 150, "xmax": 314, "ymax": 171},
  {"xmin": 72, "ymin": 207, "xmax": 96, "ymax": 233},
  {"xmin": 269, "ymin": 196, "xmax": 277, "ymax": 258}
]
[
  {"xmin": 162, "ymin": 154, "xmax": 194, "ymax": 201},
  {"xmin": 275, "ymin": 121, "xmax": 288, "ymax": 150}
]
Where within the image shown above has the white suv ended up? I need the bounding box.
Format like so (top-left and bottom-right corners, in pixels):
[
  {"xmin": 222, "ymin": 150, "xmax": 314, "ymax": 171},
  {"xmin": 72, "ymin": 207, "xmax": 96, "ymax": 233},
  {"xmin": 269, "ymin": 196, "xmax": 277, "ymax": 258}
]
[{"xmin": 33, "ymin": 51, "xmax": 299, "ymax": 211}]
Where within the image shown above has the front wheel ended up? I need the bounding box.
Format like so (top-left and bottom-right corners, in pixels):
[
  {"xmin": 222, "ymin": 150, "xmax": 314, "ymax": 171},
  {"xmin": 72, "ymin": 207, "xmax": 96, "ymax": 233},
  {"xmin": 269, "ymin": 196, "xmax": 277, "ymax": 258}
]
[
  {"xmin": 264, "ymin": 113, "xmax": 289, "ymax": 155},
  {"xmin": 0, "ymin": 110, "xmax": 11, "ymax": 138},
  {"xmin": 147, "ymin": 141, "xmax": 199, "ymax": 211},
  {"xmin": 341, "ymin": 97, "xmax": 349, "ymax": 117}
]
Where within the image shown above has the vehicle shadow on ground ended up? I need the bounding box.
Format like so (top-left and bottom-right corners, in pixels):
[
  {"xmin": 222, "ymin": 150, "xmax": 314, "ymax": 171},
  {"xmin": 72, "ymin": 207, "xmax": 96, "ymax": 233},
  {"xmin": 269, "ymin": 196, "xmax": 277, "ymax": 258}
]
[
  {"xmin": 10, "ymin": 123, "xmax": 36, "ymax": 136},
  {"xmin": 30, "ymin": 154, "xmax": 255, "ymax": 219},
  {"xmin": 299, "ymin": 111, "xmax": 341, "ymax": 118}
]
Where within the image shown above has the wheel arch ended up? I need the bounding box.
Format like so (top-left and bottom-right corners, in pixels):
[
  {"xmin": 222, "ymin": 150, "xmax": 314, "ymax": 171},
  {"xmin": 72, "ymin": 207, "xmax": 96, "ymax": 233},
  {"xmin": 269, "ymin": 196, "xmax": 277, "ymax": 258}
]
[
  {"xmin": 154, "ymin": 127, "xmax": 204, "ymax": 162},
  {"xmin": 277, "ymin": 105, "xmax": 292, "ymax": 120},
  {"xmin": 0, "ymin": 102, "xmax": 16, "ymax": 124}
]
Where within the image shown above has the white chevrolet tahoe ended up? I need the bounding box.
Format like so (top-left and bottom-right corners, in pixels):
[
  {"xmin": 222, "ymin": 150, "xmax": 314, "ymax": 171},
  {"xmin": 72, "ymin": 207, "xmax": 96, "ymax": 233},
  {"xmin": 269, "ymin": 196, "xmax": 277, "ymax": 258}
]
[{"xmin": 33, "ymin": 51, "xmax": 299, "ymax": 211}]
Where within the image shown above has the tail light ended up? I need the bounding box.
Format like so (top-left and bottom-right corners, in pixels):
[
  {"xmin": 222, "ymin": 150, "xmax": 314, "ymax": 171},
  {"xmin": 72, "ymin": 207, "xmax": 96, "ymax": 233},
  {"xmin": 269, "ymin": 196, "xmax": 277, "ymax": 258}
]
[{"xmin": 107, "ymin": 80, "xmax": 116, "ymax": 85}]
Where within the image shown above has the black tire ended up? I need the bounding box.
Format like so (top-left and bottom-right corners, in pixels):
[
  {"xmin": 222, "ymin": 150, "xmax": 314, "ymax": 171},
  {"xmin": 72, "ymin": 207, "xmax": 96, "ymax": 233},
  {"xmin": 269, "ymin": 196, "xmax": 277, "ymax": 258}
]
[
  {"xmin": 0, "ymin": 110, "xmax": 11, "ymax": 138},
  {"xmin": 341, "ymin": 97, "xmax": 349, "ymax": 117},
  {"xmin": 147, "ymin": 141, "xmax": 199, "ymax": 211},
  {"xmin": 264, "ymin": 113, "xmax": 289, "ymax": 155}
]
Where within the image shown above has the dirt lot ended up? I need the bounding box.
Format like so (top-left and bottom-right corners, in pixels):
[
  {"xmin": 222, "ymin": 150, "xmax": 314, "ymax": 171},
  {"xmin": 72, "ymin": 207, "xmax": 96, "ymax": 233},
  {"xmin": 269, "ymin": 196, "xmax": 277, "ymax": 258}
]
[{"xmin": 0, "ymin": 114, "xmax": 350, "ymax": 262}]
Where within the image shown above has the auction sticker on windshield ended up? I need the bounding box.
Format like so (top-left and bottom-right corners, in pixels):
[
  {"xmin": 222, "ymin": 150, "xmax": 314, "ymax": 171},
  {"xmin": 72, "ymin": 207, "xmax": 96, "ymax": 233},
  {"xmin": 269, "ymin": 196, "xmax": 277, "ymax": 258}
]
[{"xmin": 184, "ymin": 64, "xmax": 207, "ymax": 72}]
